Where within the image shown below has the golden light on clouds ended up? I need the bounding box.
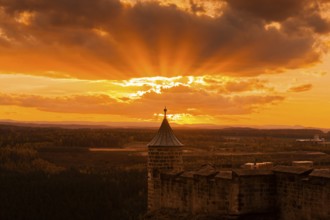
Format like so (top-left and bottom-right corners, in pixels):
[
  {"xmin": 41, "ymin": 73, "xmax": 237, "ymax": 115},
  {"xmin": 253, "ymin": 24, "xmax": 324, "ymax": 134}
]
[
  {"xmin": 0, "ymin": 0, "xmax": 329, "ymax": 128},
  {"xmin": 120, "ymin": 0, "xmax": 226, "ymax": 17},
  {"xmin": 15, "ymin": 11, "xmax": 35, "ymax": 25}
]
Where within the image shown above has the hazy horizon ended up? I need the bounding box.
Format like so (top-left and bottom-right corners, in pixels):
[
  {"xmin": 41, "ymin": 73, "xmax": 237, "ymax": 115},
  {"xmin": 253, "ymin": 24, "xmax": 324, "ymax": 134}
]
[{"xmin": 1, "ymin": 118, "xmax": 329, "ymax": 132}]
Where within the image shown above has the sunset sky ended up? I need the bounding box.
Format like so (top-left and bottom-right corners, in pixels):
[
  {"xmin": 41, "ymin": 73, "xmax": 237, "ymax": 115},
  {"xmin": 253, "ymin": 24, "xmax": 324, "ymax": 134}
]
[{"xmin": 0, "ymin": 0, "xmax": 330, "ymax": 128}]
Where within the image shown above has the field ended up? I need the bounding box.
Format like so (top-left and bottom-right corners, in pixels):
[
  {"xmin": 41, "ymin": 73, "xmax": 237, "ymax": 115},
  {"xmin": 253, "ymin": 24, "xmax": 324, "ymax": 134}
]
[{"xmin": 38, "ymin": 142, "xmax": 330, "ymax": 171}]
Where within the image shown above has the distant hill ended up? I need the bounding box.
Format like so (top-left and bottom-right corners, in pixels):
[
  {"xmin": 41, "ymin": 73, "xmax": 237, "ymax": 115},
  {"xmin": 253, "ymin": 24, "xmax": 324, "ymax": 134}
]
[
  {"xmin": 0, "ymin": 119, "xmax": 328, "ymax": 132},
  {"xmin": 0, "ymin": 119, "xmax": 159, "ymax": 129},
  {"xmin": 0, "ymin": 121, "xmax": 329, "ymax": 149}
]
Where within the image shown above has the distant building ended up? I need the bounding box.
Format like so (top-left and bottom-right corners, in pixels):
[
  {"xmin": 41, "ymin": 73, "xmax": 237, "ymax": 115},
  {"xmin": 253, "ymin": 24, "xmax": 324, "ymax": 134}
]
[
  {"xmin": 296, "ymin": 134, "xmax": 325, "ymax": 144},
  {"xmin": 241, "ymin": 162, "xmax": 274, "ymax": 170},
  {"xmin": 292, "ymin": 161, "xmax": 313, "ymax": 168}
]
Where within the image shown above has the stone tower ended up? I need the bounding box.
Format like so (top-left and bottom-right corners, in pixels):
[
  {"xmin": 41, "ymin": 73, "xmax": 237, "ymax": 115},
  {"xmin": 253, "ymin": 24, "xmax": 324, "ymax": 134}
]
[{"xmin": 147, "ymin": 107, "xmax": 183, "ymax": 211}]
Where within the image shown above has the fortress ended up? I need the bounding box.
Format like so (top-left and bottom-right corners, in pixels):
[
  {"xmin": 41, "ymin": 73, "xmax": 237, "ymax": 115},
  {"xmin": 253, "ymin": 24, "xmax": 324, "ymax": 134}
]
[{"xmin": 147, "ymin": 108, "xmax": 330, "ymax": 220}]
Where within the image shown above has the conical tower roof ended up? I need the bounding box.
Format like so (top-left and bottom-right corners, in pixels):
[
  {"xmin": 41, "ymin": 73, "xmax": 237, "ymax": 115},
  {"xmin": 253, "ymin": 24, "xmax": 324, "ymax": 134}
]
[{"xmin": 148, "ymin": 108, "xmax": 183, "ymax": 147}]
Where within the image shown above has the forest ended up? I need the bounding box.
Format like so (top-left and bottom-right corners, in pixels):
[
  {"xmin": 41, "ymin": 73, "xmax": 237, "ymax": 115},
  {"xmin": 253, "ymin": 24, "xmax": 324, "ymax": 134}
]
[
  {"xmin": 0, "ymin": 168, "xmax": 146, "ymax": 220},
  {"xmin": 0, "ymin": 145, "xmax": 146, "ymax": 220},
  {"xmin": 0, "ymin": 123, "xmax": 328, "ymax": 149}
]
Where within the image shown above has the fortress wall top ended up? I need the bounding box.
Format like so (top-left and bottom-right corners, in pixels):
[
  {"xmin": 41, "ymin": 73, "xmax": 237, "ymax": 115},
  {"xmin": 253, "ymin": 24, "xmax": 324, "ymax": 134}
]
[
  {"xmin": 274, "ymin": 167, "xmax": 330, "ymax": 220},
  {"xmin": 158, "ymin": 166, "xmax": 330, "ymax": 219},
  {"xmin": 232, "ymin": 170, "xmax": 276, "ymax": 215}
]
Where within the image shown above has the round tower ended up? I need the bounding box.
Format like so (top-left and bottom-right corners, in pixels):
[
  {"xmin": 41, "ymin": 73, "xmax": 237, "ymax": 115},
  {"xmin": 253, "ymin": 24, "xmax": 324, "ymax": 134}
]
[{"xmin": 147, "ymin": 107, "xmax": 183, "ymax": 211}]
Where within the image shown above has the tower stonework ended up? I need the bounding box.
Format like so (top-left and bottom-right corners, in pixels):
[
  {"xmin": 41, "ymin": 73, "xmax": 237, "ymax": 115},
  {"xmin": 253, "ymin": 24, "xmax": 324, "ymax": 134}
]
[{"xmin": 147, "ymin": 108, "xmax": 183, "ymax": 211}]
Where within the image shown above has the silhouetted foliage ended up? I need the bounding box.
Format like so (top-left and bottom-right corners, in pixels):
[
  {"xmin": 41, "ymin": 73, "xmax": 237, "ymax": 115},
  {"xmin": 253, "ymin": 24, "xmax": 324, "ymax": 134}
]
[
  {"xmin": 0, "ymin": 168, "xmax": 147, "ymax": 220},
  {"xmin": 0, "ymin": 144, "xmax": 147, "ymax": 220},
  {"xmin": 0, "ymin": 145, "xmax": 64, "ymax": 173},
  {"xmin": 0, "ymin": 125, "xmax": 135, "ymax": 148}
]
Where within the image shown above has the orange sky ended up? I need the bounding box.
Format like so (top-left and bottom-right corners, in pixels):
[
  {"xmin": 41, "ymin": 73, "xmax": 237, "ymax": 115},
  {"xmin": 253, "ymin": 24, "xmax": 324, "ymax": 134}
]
[{"xmin": 0, "ymin": 0, "xmax": 330, "ymax": 128}]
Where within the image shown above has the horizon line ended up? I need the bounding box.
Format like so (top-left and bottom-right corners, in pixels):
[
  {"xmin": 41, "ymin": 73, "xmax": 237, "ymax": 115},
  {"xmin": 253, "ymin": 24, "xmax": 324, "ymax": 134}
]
[{"xmin": 0, "ymin": 119, "xmax": 329, "ymax": 132}]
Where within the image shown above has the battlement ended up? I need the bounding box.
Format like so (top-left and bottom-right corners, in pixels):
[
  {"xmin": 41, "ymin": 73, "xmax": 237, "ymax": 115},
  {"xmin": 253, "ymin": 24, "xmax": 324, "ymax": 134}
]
[
  {"xmin": 153, "ymin": 165, "xmax": 330, "ymax": 220},
  {"xmin": 147, "ymin": 111, "xmax": 330, "ymax": 219}
]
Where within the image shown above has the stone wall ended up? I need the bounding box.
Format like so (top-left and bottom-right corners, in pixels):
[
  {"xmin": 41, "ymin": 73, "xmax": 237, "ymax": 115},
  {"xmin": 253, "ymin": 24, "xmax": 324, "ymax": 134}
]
[
  {"xmin": 233, "ymin": 170, "xmax": 276, "ymax": 215},
  {"xmin": 274, "ymin": 166, "xmax": 330, "ymax": 220},
  {"xmin": 160, "ymin": 171, "xmax": 191, "ymax": 211},
  {"xmin": 147, "ymin": 146, "xmax": 183, "ymax": 210},
  {"xmin": 156, "ymin": 165, "xmax": 330, "ymax": 220},
  {"xmin": 148, "ymin": 147, "xmax": 183, "ymax": 172}
]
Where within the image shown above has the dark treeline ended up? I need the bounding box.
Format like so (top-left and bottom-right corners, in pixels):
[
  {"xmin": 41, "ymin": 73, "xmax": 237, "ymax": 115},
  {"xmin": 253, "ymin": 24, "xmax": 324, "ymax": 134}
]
[
  {"xmin": 0, "ymin": 144, "xmax": 147, "ymax": 220},
  {"xmin": 177, "ymin": 128, "xmax": 327, "ymax": 139},
  {"xmin": 0, "ymin": 124, "xmax": 152, "ymax": 148},
  {"xmin": 0, "ymin": 124, "xmax": 328, "ymax": 148},
  {"xmin": 0, "ymin": 168, "xmax": 147, "ymax": 220}
]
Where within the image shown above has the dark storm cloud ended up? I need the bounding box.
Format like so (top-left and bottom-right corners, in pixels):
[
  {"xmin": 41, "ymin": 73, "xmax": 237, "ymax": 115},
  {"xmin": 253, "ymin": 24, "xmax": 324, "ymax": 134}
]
[
  {"xmin": 225, "ymin": 0, "xmax": 305, "ymax": 22},
  {"xmin": 226, "ymin": 0, "xmax": 330, "ymax": 34},
  {"xmin": 0, "ymin": 0, "xmax": 122, "ymax": 26},
  {"xmin": 0, "ymin": 0, "xmax": 328, "ymax": 79}
]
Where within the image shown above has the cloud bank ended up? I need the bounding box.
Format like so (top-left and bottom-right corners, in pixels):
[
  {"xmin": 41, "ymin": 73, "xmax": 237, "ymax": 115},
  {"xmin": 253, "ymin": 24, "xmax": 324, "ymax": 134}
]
[
  {"xmin": 0, "ymin": 75, "xmax": 285, "ymax": 120},
  {"xmin": 0, "ymin": 0, "xmax": 328, "ymax": 79}
]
